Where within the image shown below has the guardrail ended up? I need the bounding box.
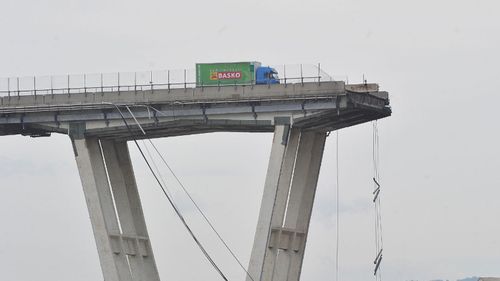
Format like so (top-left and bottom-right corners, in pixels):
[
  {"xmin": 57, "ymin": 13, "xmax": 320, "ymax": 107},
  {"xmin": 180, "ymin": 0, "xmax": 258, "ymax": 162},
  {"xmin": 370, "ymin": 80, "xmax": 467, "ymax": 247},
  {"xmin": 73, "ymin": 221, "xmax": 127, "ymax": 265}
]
[{"xmin": 0, "ymin": 64, "xmax": 345, "ymax": 97}]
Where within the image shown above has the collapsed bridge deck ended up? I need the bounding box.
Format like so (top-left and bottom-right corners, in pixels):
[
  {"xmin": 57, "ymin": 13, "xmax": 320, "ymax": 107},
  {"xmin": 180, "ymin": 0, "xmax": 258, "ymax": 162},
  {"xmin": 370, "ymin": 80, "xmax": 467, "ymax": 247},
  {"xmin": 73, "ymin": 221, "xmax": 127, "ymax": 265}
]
[{"xmin": 0, "ymin": 81, "xmax": 390, "ymax": 138}]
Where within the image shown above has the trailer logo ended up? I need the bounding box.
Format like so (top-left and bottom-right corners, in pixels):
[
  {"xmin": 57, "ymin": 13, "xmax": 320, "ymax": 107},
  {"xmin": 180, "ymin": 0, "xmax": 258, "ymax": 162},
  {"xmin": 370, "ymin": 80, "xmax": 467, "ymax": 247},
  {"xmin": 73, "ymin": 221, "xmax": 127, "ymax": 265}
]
[{"xmin": 210, "ymin": 71, "xmax": 242, "ymax": 80}]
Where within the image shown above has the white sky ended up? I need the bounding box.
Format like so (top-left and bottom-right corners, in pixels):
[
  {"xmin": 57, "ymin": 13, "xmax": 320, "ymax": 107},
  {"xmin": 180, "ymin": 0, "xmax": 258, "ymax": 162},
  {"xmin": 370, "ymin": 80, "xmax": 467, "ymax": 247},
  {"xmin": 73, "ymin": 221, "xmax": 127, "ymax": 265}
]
[{"xmin": 0, "ymin": 0, "xmax": 499, "ymax": 280}]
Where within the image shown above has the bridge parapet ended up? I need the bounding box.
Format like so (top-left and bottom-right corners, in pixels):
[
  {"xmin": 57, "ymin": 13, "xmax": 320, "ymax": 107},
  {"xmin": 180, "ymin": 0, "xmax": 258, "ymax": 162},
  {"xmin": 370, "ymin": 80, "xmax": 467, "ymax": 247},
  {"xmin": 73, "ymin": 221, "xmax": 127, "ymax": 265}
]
[
  {"xmin": 0, "ymin": 64, "xmax": 338, "ymax": 97},
  {"xmin": 1, "ymin": 81, "xmax": 346, "ymax": 108}
]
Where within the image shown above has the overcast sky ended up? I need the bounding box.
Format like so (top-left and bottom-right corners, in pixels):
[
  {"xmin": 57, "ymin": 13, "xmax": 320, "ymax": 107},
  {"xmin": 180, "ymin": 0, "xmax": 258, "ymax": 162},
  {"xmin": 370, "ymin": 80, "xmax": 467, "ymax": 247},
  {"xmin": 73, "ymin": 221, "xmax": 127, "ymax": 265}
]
[{"xmin": 0, "ymin": 0, "xmax": 499, "ymax": 280}]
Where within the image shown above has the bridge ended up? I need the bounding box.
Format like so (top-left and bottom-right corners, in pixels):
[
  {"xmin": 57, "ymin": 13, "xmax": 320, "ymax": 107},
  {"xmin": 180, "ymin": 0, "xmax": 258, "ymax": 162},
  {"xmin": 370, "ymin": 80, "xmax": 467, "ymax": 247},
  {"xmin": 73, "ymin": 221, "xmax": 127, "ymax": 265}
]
[{"xmin": 0, "ymin": 72, "xmax": 391, "ymax": 281}]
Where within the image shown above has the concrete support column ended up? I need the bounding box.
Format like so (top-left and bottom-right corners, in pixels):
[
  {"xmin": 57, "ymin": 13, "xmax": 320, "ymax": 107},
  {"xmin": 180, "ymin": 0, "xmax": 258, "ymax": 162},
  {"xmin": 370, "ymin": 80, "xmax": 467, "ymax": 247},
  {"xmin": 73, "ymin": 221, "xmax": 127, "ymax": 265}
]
[
  {"xmin": 73, "ymin": 137, "xmax": 133, "ymax": 281},
  {"xmin": 247, "ymin": 129, "xmax": 326, "ymax": 281},
  {"xmin": 247, "ymin": 125, "xmax": 297, "ymax": 281},
  {"xmin": 101, "ymin": 140, "xmax": 161, "ymax": 281},
  {"xmin": 271, "ymin": 131, "xmax": 326, "ymax": 281},
  {"xmin": 72, "ymin": 137, "xmax": 160, "ymax": 281}
]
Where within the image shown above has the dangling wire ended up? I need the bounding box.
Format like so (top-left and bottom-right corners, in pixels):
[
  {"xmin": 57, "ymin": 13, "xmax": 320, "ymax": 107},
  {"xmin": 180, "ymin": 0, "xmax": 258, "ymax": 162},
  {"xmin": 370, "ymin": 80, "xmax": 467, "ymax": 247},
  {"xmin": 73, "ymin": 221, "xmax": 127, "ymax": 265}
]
[
  {"xmin": 335, "ymin": 130, "xmax": 340, "ymax": 281},
  {"xmin": 146, "ymin": 138, "xmax": 256, "ymax": 281},
  {"xmin": 372, "ymin": 121, "xmax": 383, "ymax": 280},
  {"xmin": 116, "ymin": 104, "xmax": 257, "ymax": 281},
  {"xmin": 136, "ymin": 104, "xmax": 256, "ymax": 281},
  {"xmin": 142, "ymin": 140, "xmax": 176, "ymax": 201},
  {"xmin": 112, "ymin": 104, "xmax": 229, "ymax": 281}
]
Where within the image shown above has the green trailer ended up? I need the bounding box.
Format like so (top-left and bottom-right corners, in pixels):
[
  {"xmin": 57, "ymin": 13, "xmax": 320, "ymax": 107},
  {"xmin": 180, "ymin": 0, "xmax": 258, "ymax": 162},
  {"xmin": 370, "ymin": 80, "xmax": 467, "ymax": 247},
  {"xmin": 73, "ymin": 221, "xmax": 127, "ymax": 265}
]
[
  {"xmin": 196, "ymin": 61, "xmax": 280, "ymax": 87},
  {"xmin": 196, "ymin": 62, "xmax": 261, "ymax": 86}
]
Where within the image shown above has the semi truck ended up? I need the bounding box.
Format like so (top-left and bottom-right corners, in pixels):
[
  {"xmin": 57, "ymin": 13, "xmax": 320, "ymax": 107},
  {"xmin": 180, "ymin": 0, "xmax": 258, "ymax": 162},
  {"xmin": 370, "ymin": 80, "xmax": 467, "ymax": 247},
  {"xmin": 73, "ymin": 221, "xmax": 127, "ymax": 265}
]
[{"xmin": 196, "ymin": 62, "xmax": 280, "ymax": 87}]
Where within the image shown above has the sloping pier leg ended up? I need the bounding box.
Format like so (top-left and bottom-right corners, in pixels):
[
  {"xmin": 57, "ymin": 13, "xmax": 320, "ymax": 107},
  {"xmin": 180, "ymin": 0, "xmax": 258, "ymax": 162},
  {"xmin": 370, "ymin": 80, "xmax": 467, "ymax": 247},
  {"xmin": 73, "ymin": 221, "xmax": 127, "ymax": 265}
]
[
  {"xmin": 72, "ymin": 137, "xmax": 160, "ymax": 281},
  {"xmin": 101, "ymin": 140, "xmax": 161, "ymax": 281},
  {"xmin": 247, "ymin": 129, "xmax": 326, "ymax": 281},
  {"xmin": 271, "ymin": 131, "xmax": 326, "ymax": 281},
  {"xmin": 247, "ymin": 125, "xmax": 299, "ymax": 281}
]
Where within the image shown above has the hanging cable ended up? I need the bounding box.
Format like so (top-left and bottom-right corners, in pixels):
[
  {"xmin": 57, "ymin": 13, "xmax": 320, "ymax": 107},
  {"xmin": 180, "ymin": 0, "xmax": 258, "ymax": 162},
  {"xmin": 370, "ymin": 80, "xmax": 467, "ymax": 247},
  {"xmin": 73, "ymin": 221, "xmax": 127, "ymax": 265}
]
[
  {"xmin": 120, "ymin": 104, "xmax": 256, "ymax": 281},
  {"xmin": 135, "ymin": 104, "xmax": 256, "ymax": 281},
  {"xmin": 335, "ymin": 130, "xmax": 340, "ymax": 281},
  {"xmin": 147, "ymin": 138, "xmax": 256, "ymax": 281},
  {"xmin": 372, "ymin": 121, "xmax": 384, "ymax": 280},
  {"xmin": 111, "ymin": 104, "xmax": 229, "ymax": 281},
  {"xmin": 142, "ymin": 140, "xmax": 176, "ymax": 201}
]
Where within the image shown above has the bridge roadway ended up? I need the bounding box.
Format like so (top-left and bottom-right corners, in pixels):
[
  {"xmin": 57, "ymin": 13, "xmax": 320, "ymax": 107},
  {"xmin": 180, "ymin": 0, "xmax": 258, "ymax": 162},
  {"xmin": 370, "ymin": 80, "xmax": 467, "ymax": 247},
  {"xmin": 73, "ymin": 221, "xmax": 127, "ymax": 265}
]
[
  {"xmin": 0, "ymin": 81, "xmax": 390, "ymax": 139},
  {"xmin": 0, "ymin": 81, "xmax": 391, "ymax": 281}
]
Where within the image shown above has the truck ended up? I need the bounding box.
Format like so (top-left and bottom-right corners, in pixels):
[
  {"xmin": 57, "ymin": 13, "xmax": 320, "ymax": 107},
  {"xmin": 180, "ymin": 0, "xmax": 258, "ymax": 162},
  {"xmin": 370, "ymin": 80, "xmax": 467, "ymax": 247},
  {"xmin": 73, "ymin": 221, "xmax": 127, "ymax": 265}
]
[{"xmin": 196, "ymin": 61, "xmax": 280, "ymax": 87}]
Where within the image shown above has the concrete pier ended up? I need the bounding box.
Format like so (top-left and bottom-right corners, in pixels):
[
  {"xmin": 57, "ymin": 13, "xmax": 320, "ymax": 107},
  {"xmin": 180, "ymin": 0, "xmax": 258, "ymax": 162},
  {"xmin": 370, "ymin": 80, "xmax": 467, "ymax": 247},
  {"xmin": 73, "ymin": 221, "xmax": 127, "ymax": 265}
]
[
  {"xmin": 73, "ymin": 137, "xmax": 160, "ymax": 281},
  {"xmin": 247, "ymin": 127, "xmax": 326, "ymax": 281}
]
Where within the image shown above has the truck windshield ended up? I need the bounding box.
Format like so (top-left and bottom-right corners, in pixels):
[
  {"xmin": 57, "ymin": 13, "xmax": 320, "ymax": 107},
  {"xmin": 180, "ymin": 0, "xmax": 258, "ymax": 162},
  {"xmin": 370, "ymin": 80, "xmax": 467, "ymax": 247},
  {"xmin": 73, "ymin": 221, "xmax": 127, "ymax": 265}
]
[{"xmin": 271, "ymin": 72, "xmax": 279, "ymax": 80}]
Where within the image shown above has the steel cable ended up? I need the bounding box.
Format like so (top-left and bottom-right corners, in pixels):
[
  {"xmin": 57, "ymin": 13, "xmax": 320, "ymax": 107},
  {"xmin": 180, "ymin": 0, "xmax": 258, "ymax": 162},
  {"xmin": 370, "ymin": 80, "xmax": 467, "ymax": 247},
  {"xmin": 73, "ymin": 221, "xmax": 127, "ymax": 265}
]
[
  {"xmin": 112, "ymin": 104, "xmax": 229, "ymax": 281},
  {"xmin": 372, "ymin": 121, "xmax": 383, "ymax": 281},
  {"xmin": 146, "ymin": 138, "xmax": 256, "ymax": 281},
  {"xmin": 139, "ymin": 104, "xmax": 256, "ymax": 281},
  {"xmin": 335, "ymin": 130, "xmax": 340, "ymax": 281}
]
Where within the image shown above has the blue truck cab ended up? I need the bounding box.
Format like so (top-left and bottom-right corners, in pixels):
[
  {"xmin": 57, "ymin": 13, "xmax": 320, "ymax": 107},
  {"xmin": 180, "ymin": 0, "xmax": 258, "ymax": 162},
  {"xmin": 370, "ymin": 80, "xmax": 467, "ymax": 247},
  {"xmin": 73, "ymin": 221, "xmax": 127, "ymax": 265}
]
[{"xmin": 255, "ymin": 66, "xmax": 280, "ymax": 85}]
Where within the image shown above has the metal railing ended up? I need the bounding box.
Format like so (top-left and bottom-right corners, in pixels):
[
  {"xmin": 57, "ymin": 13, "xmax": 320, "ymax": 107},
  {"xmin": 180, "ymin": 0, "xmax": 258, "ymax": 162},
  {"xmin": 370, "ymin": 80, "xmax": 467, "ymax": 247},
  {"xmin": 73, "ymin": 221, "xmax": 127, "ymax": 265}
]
[{"xmin": 0, "ymin": 63, "xmax": 344, "ymax": 97}]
